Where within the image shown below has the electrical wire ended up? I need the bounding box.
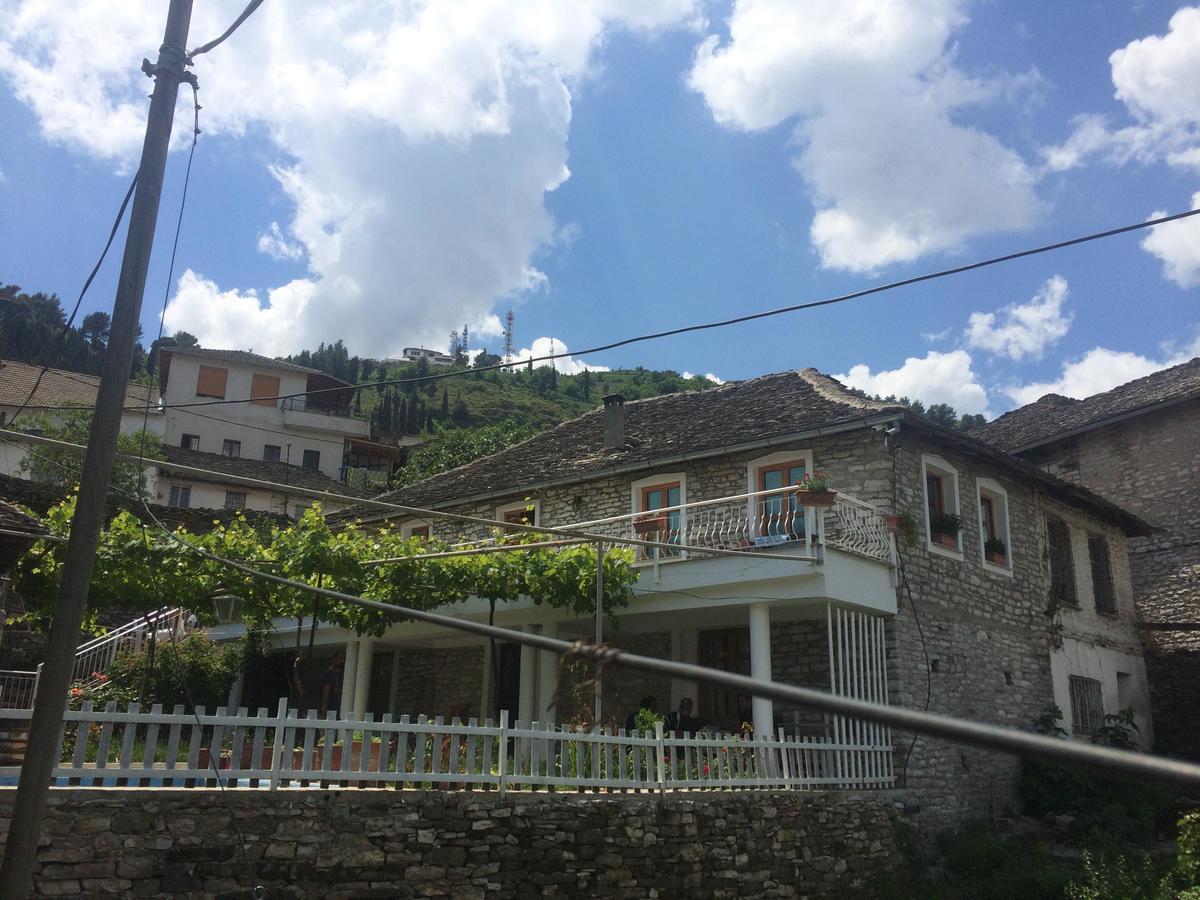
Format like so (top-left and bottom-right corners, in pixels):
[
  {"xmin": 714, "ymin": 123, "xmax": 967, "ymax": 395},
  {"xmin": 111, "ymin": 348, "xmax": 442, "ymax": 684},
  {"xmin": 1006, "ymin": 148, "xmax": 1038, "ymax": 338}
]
[
  {"xmin": 186, "ymin": 0, "xmax": 267, "ymax": 61},
  {"xmin": 5, "ymin": 169, "xmax": 140, "ymax": 426},
  {"xmin": 33, "ymin": 205, "xmax": 1199, "ymax": 417}
]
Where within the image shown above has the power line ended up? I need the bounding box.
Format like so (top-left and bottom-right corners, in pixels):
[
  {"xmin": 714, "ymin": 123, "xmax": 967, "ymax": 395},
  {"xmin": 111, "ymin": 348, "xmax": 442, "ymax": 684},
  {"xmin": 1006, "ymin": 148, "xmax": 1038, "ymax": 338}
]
[
  {"xmin": 125, "ymin": 497, "xmax": 1200, "ymax": 791},
  {"xmin": 186, "ymin": 0, "xmax": 267, "ymax": 61},
  {"xmin": 5, "ymin": 169, "xmax": 140, "ymax": 426},
  {"xmin": 39, "ymin": 204, "xmax": 1197, "ymax": 417}
]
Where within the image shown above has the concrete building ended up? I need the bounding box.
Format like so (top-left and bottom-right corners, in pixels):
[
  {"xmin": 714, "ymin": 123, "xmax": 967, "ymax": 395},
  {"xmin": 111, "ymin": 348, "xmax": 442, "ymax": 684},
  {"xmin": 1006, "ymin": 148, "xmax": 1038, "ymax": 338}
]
[
  {"xmin": 158, "ymin": 347, "xmax": 370, "ymax": 485},
  {"xmin": 973, "ymin": 357, "xmax": 1200, "ymax": 759},
  {"xmin": 211, "ymin": 368, "xmax": 1152, "ymax": 825}
]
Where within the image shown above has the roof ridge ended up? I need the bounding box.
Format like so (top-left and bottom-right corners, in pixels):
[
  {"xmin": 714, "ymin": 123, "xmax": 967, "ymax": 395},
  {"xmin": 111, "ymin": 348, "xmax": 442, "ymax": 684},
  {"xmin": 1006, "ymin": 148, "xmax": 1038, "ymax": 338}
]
[{"xmin": 796, "ymin": 368, "xmax": 897, "ymax": 411}]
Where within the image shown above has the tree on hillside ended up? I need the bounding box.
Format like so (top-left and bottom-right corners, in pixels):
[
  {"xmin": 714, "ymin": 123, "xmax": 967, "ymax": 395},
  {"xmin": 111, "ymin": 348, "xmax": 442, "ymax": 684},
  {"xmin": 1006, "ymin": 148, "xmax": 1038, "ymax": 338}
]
[
  {"xmin": 16, "ymin": 410, "xmax": 162, "ymax": 498},
  {"xmin": 391, "ymin": 419, "xmax": 537, "ymax": 486}
]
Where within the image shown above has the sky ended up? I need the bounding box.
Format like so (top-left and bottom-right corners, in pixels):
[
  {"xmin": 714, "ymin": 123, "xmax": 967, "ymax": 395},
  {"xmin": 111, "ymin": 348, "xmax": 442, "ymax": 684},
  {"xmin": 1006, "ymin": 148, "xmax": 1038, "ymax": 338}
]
[{"xmin": 1, "ymin": 0, "xmax": 1198, "ymax": 418}]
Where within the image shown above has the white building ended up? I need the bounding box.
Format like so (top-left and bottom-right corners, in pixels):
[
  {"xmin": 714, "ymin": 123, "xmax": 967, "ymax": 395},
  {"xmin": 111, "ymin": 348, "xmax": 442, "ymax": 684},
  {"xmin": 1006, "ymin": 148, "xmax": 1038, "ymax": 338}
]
[
  {"xmin": 159, "ymin": 347, "xmax": 370, "ymax": 484},
  {"xmin": 400, "ymin": 347, "xmax": 454, "ymax": 367},
  {"xmin": 0, "ymin": 359, "xmax": 165, "ymax": 480}
]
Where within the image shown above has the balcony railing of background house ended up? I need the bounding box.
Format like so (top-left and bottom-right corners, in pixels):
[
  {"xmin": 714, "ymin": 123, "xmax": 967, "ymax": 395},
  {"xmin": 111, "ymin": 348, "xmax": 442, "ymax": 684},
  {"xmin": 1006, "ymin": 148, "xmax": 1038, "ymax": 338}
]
[
  {"xmin": 279, "ymin": 396, "xmax": 355, "ymax": 419},
  {"xmin": 0, "ymin": 668, "xmax": 40, "ymax": 709},
  {"xmin": 563, "ymin": 486, "xmax": 894, "ymax": 566},
  {"xmin": 0, "ymin": 701, "xmax": 894, "ymax": 792}
]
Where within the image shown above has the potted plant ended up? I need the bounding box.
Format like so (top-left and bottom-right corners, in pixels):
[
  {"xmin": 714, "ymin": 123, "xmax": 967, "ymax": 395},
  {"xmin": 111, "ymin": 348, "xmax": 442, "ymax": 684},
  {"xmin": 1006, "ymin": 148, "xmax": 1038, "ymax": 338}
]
[
  {"xmin": 930, "ymin": 513, "xmax": 962, "ymax": 548},
  {"xmin": 984, "ymin": 536, "xmax": 1008, "ymax": 566},
  {"xmin": 794, "ymin": 472, "xmax": 837, "ymax": 507}
]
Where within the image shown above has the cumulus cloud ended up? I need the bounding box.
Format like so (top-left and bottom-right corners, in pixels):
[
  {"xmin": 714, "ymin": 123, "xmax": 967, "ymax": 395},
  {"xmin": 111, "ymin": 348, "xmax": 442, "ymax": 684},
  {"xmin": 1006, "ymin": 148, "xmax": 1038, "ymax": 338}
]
[
  {"xmin": 256, "ymin": 222, "xmax": 303, "ymax": 262},
  {"xmin": 0, "ymin": 1, "xmax": 700, "ymax": 356},
  {"xmin": 964, "ymin": 275, "xmax": 1072, "ymax": 361},
  {"xmin": 681, "ymin": 371, "xmax": 725, "ymax": 384},
  {"xmin": 511, "ymin": 337, "xmax": 610, "ymax": 376},
  {"xmin": 1140, "ymin": 193, "xmax": 1200, "ymax": 289},
  {"xmin": 834, "ymin": 350, "xmax": 990, "ymax": 416},
  {"xmin": 687, "ymin": 0, "xmax": 1041, "ymax": 272},
  {"xmin": 1005, "ymin": 336, "xmax": 1200, "ymax": 405}
]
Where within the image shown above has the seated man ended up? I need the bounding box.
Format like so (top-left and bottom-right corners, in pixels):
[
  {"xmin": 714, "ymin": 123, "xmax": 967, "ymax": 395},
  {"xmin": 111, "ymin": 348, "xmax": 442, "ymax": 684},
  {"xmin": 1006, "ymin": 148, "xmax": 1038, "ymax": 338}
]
[{"xmin": 664, "ymin": 697, "xmax": 706, "ymax": 736}]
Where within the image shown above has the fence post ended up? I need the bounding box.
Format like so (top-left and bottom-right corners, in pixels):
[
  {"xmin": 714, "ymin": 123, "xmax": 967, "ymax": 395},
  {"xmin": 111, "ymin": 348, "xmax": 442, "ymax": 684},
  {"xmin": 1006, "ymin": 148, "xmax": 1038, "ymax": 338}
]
[
  {"xmin": 655, "ymin": 720, "xmax": 666, "ymax": 794},
  {"xmin": 777, "ymin": 727, "xmax": 793, "ymax": 790},
  {"xmin": 268, "ymin": 697, "xmax": 288, "ymax": 791},
  {"xmin": 497, "ymin": 710, "xmax": 509, "ymax": 797},
  {"xmin": 32, "ymin": 664, "xmax": 42, "ymax": 703}
]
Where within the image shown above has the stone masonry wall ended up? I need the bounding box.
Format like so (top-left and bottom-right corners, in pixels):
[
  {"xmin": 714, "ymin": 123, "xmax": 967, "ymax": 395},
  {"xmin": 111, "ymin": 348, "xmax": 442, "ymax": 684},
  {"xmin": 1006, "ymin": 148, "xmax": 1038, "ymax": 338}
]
[
  {"xmin": 392, "ymin": 645, "xmax": 485, "ymax": 721},
  {"xmin": 0, "ymin": 788, "xmax": 902, "ymax": 898},
  {"xmin": 1023, "ymin": 399, "xmax": 1200, "ymax": 758}
]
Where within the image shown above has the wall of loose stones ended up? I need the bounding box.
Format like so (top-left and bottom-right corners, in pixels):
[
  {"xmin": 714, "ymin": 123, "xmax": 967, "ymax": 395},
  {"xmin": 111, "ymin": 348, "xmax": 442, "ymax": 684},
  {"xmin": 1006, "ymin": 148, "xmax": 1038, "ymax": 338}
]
[
  {"xmin": 391, "ymin": 645, "xmax": 485, "ymax": 721},
  {"xmin": 2, "ymin": 788, "xmax": 903, "ymax": 898},
  {"xmin": 1024, "ymin": 400, "xmax": 1200, "ymax": 758}
]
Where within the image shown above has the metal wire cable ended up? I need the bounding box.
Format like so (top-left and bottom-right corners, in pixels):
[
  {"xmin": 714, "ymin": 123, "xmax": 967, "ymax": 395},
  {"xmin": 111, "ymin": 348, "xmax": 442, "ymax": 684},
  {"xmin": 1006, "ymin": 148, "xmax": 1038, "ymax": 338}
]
[
  {"xmin": 38, "ymin": 205, "xmax": 1200, "ymax": 416},
  {"xmin": 186, "ymin": 0, "xmax": 267, "ymax": 61}
]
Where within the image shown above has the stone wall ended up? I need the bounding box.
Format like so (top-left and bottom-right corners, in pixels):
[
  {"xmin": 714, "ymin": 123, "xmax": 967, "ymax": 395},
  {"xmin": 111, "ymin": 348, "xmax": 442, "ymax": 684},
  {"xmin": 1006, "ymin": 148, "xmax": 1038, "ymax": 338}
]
[
  {"xmin": 0, "ymin": 788, "xmax": 902, "ymax": 898},
  {"xmin": 392, "ymin": 645, "xmax": 485, "ymax": 720},
  {"xmin": 1022, "ymin": 399, "xmax": 1200, "ymax": 758}
]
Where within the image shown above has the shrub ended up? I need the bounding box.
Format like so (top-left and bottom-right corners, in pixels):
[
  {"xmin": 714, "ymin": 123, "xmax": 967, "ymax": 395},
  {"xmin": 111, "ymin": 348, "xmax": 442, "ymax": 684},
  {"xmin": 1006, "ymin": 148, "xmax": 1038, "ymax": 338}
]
[{"xmin": 79, "ymin": 632, "xmax": 243, "ymax": 712}]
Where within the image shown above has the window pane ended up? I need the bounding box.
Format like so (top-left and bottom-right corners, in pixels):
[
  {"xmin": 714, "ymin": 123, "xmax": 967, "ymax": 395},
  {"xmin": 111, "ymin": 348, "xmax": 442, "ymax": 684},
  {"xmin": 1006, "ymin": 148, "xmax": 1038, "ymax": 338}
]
[
  {"xmin": 263, "ymin": 445, "xmax": 281, "ymax": 462},
  {"xmin": 1069, "ymin": 676, "xmax": 1104, "ymax": 736},
  {"xmin": 1047, "ymin": 516, "xmax": 1077, "ymax": 605},
  {"xmin": 222, "ymin": 440, "xmax": 241, "ymax": 458},
  {"xmin": 302, "ymin": 449, "xmax": 320, "ymax": 470},
  {"xmin": 1089, "ymin": 535, "xmax": 1116, "ymax": 614},
  {"xmin": 761, "ymin": 469, "xmax": 783, "ymax": 491}
]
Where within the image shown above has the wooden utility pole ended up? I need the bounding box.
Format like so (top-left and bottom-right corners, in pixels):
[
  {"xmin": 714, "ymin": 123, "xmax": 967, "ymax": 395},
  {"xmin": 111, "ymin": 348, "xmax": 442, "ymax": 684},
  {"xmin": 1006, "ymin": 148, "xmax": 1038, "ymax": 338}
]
[{"xmin": 0, "ymin": 1, "xmax": 194, "ymax": 893}]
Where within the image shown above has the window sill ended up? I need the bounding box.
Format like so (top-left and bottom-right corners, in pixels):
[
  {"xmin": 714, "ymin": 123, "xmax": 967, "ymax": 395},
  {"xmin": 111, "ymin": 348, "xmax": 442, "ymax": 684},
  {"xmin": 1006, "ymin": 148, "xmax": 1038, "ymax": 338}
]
[
  {"xmin": 926, "ymin": 541, "xmax": 963, "ymax": 561},
  {"xmin": 982, "ymin": 560, "xmax": 1013, "ymax": 578}
]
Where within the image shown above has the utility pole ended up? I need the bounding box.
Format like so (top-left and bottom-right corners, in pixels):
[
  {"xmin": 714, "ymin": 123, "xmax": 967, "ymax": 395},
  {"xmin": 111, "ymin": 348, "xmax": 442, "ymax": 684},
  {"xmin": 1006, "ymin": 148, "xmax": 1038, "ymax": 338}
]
[{"xmin": 0, "ymin": 2, "xmax": 194, "ymax": 894}]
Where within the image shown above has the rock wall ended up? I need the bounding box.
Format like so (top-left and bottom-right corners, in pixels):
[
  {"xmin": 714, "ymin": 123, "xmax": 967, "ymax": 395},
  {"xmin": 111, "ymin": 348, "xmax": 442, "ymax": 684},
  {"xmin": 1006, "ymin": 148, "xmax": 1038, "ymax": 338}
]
[
  {"xmin": 391, "ymin": 645, "xmax": 485, "ymax": 721},
  {"xmin": 0, "ymin": 787, "xmax": 902, "ymax": 898}
]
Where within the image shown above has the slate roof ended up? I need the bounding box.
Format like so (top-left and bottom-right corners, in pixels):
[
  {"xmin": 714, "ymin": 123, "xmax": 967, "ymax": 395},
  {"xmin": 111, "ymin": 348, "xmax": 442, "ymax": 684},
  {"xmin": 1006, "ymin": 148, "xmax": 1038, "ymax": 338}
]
[
  {"xmin": 0, "ymin": 499, "xmax": 45, "ymax": 537},
  {"xmin": 339, "ymin": 368, "xmax": 1151, "ymax": 536},
  {"xmin": 161, "ymin": 347, "xmax": 336, "ymax": 379},
  {"xmin": 0, "ymin": 359, "xmax": 160, "ymax": 411},
  {"xmin": 158, "ymin": 445, "xmax": 374, "ymax": 500},
  {"xmin": 972, "ymin": 357, "xmax": 1200, "ymax": 452}
]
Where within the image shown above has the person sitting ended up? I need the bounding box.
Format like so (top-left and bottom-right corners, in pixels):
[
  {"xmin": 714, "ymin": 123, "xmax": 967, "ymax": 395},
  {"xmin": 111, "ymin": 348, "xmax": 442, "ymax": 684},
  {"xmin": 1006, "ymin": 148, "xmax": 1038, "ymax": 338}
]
[
  {"xmin": 624, "ymin": 695, "xmax": 657, "ymax": 733},
  {"xmin": 664, "ymin": 697, "xmax": 706, "ymax": 736}
]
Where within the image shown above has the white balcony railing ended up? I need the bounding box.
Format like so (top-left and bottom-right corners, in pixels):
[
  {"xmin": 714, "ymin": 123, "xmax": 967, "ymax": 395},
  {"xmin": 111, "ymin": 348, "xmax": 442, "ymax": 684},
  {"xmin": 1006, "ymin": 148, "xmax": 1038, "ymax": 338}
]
[
  {"xmin": 564, "ymin": 486, "xmax": 894, "ymax": 566},
  {"xmin": 72, "ymin": 608, "xmax": 187, "ymax": 687},
  {"xmin": 0, "ymin": 669, "xmax": 40, "ymax": 709}
]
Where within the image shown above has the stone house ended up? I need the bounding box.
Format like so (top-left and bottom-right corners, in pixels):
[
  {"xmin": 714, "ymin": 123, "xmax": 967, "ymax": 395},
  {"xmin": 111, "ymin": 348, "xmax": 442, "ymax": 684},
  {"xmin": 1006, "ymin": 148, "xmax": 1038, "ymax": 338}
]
[
  {"xmin": 212, "ymin": 368, "xmax": 1152, "ymax": 824},
  {"xmin": 973, "ymin": 357, "xmax": 1200, "ymax": 759}
]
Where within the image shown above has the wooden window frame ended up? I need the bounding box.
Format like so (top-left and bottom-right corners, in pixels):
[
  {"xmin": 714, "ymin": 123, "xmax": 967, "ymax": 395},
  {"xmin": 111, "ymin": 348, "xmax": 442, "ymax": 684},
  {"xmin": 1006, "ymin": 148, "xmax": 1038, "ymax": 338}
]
[
  {"xmin": 497, "ymin": 499, "xmax": 540, "ymax": 530},
  {"xmin": 976, "ymin": 478, "xmax": 1013, "ymax": 575},
  {"xmin": 180, "ymin": 433, "xmax": 200, "ymax": 451},
  {"xmin": 1088, "ymin": 534, "xmax": 1117, "ymax": 615},
  {"xmin": 195, "ymin": 365, "xmax": 228, "ymax": 399},
  {"xmin": 168, "ymin": 485, "xmax": 191, "ymax": 509},
  {"xmin": 250, "ymin": 373, "xmax": 281, "ymax": 407},
  {"xmin": 631, "ymin": 473, "xmax": 686, "ymax": 561},
  {"xmin": 1046, "ymin": 515, "xmax": 1078, "ymax": 607},
  {"xmin": 1069, "ymin": 675, "xmax": 1104, "ymax": 737},
  {"xmin": 921, "ymin": 455, "xmax": 961, "ymax": 557}
]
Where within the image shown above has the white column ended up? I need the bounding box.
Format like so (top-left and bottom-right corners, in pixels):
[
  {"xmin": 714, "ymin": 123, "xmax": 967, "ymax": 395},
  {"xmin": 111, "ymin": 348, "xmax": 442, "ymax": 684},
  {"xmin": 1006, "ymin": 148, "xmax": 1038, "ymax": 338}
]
[
  {"xmin": 339, "ymin": 638, "xmax": 359, "ymax": 718},
  {"xmin": 479, "ymin": 640, "xmax": 493, "ymax": 720},
  {"xmin": 353, "ymin": 636, "xmax": 374, "ymax": 719},
  {"xmin": 518, "ymin": 628, "xmax": 537, "ymax": 725},
  {"xmin": 538, "ymin": 622, "xmax": 559, "ymax": 725},
  {"xmin": 387, "ymin": 649, "xmax": 401, "ymax": 715},
  {"xmin": 226, "ymin": 673, "xmax": 244, "ymax": 711},
  {"xmin": 748, "ymin": 602, "xmax": 773, "ymax": 737}
]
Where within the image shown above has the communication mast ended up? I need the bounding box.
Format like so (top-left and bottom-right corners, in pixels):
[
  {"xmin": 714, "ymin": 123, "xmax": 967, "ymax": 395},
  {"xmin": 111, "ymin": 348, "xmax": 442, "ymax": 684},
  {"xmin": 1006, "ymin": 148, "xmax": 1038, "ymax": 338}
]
[{"xmin": 503, "ymin": 309, "xmax": 515, "ymax": 366}]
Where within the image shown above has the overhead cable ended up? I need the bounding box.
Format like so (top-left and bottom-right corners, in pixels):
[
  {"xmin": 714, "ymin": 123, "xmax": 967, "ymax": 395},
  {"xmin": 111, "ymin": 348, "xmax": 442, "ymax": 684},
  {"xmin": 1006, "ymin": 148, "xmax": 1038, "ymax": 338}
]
[{"xmin": 186, "ymin": 0, "xmax": 266, "ymax": 61}]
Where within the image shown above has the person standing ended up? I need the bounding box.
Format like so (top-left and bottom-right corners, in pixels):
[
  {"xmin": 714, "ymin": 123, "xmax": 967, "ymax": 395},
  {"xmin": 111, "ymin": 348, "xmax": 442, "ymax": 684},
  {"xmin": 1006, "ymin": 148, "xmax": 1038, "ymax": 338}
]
[{"xmin": 318, "ymin": 650, "xmax": 345, "ymax": 718}]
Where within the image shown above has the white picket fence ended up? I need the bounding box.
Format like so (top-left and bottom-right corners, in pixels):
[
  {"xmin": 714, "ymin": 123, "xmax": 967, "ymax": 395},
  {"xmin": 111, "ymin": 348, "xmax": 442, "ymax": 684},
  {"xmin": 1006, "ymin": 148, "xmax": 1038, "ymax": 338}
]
[{"xmin": 0, "ymin": 701, "xmax": 895, "ymax": 792}]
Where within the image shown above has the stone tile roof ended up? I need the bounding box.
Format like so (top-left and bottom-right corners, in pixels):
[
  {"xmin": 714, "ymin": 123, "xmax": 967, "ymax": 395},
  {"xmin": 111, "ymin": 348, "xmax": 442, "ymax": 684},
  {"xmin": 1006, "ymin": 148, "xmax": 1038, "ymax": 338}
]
[
  {"xmin": 0, "ymin": 359, "xmax": 160, "ymax": 411},
  {"xmin": 161, "ymin": 347, "xmax": 336, "ymax": 380},
  {"xmin": 972, "ymin": 357, "xmax": 1200, "ymax": 452},
  {"xmin": 338, "ymin": 367, "xmax": 1151, "ymax": 535},
  {"xmin": 159, "ymin": 445, "xmax": 374, "ymax": 500},
  {"xmin": 0, "ymin": 499, "xmax": 45, "ymax": 536}
]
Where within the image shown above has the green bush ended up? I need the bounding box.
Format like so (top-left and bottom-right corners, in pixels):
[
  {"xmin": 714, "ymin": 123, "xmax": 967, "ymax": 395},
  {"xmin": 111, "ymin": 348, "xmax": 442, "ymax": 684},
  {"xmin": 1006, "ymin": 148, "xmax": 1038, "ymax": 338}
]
[{"xmin": 77, "ymin": 632, "xmax": 243, "ymax": 712}]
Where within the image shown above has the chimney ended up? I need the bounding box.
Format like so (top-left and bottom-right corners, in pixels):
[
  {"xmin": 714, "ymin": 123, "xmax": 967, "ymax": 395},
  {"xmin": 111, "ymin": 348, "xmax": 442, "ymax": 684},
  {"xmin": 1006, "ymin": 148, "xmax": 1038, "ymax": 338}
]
[{"xmin": 602, "ymin": 394, "xmax": 626, "ymax": 449}]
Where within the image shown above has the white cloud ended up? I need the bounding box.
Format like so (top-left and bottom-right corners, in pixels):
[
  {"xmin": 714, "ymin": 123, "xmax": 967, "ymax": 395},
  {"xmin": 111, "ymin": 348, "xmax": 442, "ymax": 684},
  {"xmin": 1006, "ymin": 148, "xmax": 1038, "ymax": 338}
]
[
  {"xmin": 0, "ymin": 1, "xmax": 700, "ymax": 355},
  {"xmin": 687, "ymin": 0, "xmax": 1041, "ymax": 272},
  {"xmin": 1005, "ymin": 336, "xmax": 1200, "ymax": 405},
  {"xmin": 1110, "ymin": 7, "xmax": 1200, "ymax": 130},
  {"xmin": 256, "ymin": 222, "xmax": 303, "ymax": 262},
  {"xmin": 834, "ymin": 350, "xmax": 989, "ymax": 416},
  {"xmin": 681, "ymin": 371, "xmax": 725, "ymax": 384},
  {"xmin": 512, "ymin": 337, "xmax": 610, "ymax": 376},
  {"xmin": 1141, "ymin": 193, "xmax": 1200, "ymax": 289},
  {"xmin": 964, "ymin": 275, "xmax": 1072, "ymax": 361}
]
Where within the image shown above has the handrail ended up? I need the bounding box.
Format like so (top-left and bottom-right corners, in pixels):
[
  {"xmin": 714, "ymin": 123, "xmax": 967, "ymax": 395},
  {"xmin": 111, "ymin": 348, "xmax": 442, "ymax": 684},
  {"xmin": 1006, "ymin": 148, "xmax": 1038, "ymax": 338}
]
[{"xmin": 571, "ymin": 484, "xmax": 820, "ymax": 528}]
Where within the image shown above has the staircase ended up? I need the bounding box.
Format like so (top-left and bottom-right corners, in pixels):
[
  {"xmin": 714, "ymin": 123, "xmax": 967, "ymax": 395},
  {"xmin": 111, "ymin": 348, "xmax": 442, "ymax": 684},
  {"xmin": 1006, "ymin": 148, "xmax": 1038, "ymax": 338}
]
[{"xmin": 71, "ymin": 607, "xmax": 187, "ymax": 687}]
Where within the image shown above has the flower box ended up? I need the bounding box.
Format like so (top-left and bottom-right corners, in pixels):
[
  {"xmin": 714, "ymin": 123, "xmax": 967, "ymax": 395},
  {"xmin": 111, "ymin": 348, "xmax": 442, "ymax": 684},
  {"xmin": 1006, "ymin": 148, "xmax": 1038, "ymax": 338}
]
[
  {"xmin": 883, "ymin": 514, "xmax": 903, "ymax": 532},
  {"xmin": 794, "ymin": 488, "xmax": 837, "ymax": 508},
  {"xmin": 931, "ymin": 532, "xmax": 958, "ymax": 549},
  {"xmin": 985, "ymin": 549, "xmax": 1009, "ymax": 566}
]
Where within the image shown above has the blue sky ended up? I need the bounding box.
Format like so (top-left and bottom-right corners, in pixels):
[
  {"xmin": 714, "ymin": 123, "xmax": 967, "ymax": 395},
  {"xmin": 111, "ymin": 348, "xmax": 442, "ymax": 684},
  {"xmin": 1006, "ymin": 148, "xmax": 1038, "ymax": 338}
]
[{"xmin": 2, "ymin": 1, "xmax": 1198, "ymax": 417}]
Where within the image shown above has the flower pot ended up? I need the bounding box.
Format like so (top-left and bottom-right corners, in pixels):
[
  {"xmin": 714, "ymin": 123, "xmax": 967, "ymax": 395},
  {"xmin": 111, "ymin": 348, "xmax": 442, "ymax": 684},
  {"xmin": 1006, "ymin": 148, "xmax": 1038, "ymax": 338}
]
[
  {"xmin": 932, "ymin": 532, "xmax": 958, "ymax": 548},
  {"xmin": 883, "ymin": 515, "xmax": 903, "ymax": 533},
  {"xmin": 986, "ymin": 550, "xmax": 1008, "ymax": 566},
  {"xmin": 795, "ymin": 489, "xmax": 837, "ymax": 508}
]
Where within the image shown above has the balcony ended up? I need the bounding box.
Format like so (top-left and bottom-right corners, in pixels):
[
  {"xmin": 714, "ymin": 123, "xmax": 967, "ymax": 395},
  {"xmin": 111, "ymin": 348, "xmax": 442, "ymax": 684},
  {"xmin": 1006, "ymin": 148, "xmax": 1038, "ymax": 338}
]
[
  {"xmin": 566, "ymin": 486, "xmax": 895, "ymax": 568},
  {"xmin": 280, "ymin": 397, "xmax": 370, "ymax": 438}
]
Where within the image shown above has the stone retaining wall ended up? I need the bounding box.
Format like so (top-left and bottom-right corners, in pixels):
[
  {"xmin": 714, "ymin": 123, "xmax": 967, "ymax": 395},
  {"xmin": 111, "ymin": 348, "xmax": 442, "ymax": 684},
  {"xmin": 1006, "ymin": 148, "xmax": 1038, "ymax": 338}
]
[{"xmin": 0, "ymin": 787, "xmax": 901, "ymax": 898}]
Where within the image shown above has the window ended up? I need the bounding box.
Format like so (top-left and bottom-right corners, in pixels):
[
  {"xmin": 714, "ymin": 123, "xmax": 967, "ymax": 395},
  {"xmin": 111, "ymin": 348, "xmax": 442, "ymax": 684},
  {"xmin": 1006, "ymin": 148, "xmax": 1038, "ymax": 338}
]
[
  {"xmin": 757, "ymin": 458, "xmax": 807, "ymax": 541},
  {"xmin": 302, "ymin": 449, "xmax": 320, "ymax": 471},
  {"xmin": 977, "ymin": 479, "xmax": 1012, "ymax": 573},
  {"xmin": 180, "ymin": 433, "xmax": 200, "ymax": 451},
  {"xmin": 224, "ymin": 490, "xmax": 247, "ymax": 510},
  {"xmin": 1047, "ymin": 516, "xmax": 1077, "ymax": 606},
  {"xmin": 0, "ymin": 412, "xmax": 7, "ymax": 426},
  {"xmin": 196, "ymin": 365, "xmax": 228, "ymax": 398},
  {"xmin": 1088, "ymin": 535, "xmax": 1117, "ymax": 615},
  {"xmin": 168, "ymin": 485, "xmax": 191, "ymax": 509},
  {"xmin": 402, "ymin": 521, "xmax": 431, "ymax": 540},
  {"xmin": 1069, "ymin": 676, "xmax": 1104, "ymax": 737},
  {"xmin": 922, "ymin": 455, "xmax": 961, "ymax": 554},
  {"xmin": 262, "ymin": 444, "xmax": 281, "ymax": 462},
  {"xmin": 497, "ymin": 500, "xmax": 539, "ymax": 530},
  {"xmin": 222, "ymin": 439, "xmax": 241, "ymax": 459},
  {"xmin": 639, "ymin": 481, "xmax": 681, "ymax": 559},
  {"xmin": 250, "ymin": 373, "xmax": 281, "ymax": 407}
]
